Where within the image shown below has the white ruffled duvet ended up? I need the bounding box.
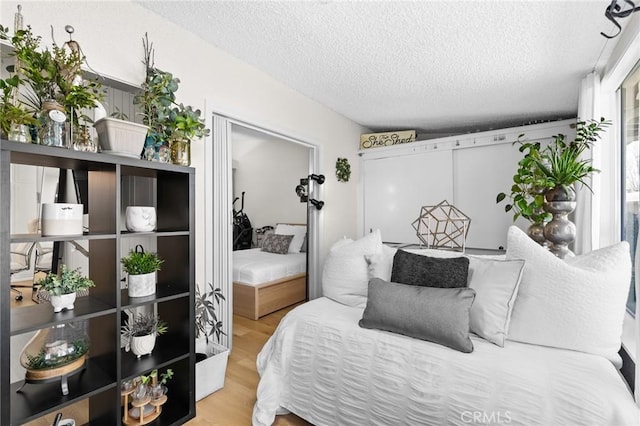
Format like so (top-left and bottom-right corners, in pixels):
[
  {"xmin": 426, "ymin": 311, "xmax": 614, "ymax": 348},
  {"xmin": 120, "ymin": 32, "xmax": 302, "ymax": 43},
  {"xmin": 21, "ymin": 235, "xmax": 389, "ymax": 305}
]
[{"xmin": 254, "ymin": 297, "xmax": 639, "ymax": 426}]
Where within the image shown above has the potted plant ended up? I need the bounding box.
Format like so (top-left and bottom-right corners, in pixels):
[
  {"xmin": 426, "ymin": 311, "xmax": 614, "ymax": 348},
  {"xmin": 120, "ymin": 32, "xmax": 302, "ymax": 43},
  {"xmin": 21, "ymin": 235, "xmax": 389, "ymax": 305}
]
[
  {"xmin": 2, "ymin": 24, "xmax": 103, "ymax": 147},
  {"xmin": 496, "ymin": 136, "xmax": 552, "ymax": 244},
  {"xmin": 37, "ymin": 264, "xmax": 94, "ymax": 312},
  {"xmin": 121, "ymin": 245, "xmax": 163, "ymax": 297},
  {"xmin": 0, "ymin": 74, "xmax": 37, "ymax": 141},
  {"xmin": 121, "ymin": 312, "xmax": 167, "ymax": 358},
  {"xmin": 497, "ymin": 118, "xmax": 610, "ymax": 256},
  {"xmin": 134, "ymin": 33, "xmax": 209, "ymax": 166},
  {"xmin": 195, "ymin": 282, "xmax": 229, "ymax": 400}
]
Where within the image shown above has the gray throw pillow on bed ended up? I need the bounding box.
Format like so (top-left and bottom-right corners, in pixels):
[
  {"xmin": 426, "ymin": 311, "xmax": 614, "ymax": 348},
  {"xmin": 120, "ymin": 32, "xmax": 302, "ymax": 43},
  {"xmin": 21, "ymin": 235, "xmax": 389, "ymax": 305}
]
[
  {"xmin": 261, "ymin": 233, "xmax": 294, "ymax": 254},
  {"xmin": 359, "ymin": 277, "xmax": 476, "ymax": 353},
  {"xmin": 390, "ymin": 249, "xmax": 469, "ymax": 288}
]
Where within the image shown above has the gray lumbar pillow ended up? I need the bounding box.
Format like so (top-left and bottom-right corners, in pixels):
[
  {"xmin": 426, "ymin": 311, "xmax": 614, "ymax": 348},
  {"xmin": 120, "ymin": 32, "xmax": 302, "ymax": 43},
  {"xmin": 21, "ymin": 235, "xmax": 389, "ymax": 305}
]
[
  {"xmin": 390, "ymin": 249, "xmax": 469, "ymax": 288},
  {"xmin": 359, "ymin": 278, "xmax": 476, "ymax": 353}
]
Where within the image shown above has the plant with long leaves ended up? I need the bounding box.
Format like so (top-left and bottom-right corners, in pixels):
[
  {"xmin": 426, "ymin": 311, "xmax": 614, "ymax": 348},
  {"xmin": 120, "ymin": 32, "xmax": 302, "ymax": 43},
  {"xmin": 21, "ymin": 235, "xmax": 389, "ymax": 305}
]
[{"xmin": 195, "ymin": 282, "xmax": 227, "ymax": 345}]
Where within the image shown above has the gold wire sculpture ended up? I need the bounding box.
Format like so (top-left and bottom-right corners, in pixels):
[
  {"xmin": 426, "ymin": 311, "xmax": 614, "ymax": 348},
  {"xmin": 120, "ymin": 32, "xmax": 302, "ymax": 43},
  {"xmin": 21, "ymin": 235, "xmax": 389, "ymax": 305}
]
[{"xmin": 411, "ymin": 200, "xmax": 470, "ymax": 251}]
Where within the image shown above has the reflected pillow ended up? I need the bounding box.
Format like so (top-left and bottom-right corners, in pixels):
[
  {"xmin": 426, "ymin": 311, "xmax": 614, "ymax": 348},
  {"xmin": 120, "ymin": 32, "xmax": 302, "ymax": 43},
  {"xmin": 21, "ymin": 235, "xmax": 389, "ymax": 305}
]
[
  {"xmin": 275, "ymin": 224, "xmax": 307, "ymax": 253},
  {"xmin": 359, "ymin": 278, "xmax": 476, "ymax": 353},
  {"xmin": 261, "ymin": 233, "xmax": 294, "ymax": 255}
]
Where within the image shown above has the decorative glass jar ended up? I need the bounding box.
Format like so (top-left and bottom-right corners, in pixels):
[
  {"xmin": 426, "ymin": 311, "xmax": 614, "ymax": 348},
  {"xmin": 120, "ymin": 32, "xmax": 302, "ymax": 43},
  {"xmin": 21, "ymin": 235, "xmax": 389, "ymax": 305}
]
[
  {"xmin": 39, "ymin": 100, "xmax": 68, "ymax": 148},
  {"xmin": 170, "ymin": 137, "xmax": 190, "ymax": 166},
  {"xmin": 19, "ymin": 321, "xmax": 89, "ymax": 394}
]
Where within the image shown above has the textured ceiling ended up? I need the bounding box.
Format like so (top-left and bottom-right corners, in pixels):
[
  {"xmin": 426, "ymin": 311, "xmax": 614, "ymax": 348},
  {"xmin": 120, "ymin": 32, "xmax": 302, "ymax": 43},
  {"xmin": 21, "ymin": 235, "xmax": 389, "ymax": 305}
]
[{"xmin": 137, "ymin": 1, "xmax": 617, "ymax": 136}]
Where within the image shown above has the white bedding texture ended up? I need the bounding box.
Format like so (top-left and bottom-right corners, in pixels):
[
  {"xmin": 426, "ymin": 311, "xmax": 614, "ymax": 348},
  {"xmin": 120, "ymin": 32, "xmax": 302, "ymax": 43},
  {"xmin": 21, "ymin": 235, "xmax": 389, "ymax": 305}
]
[
  {"xmin": 255, "ymin": 298, "xmax": 639, "ymax": 426},
  {"xmin": 253, "ymin": 226, "xmax": 640, "ymax": 426},
  {"xmin": 232, "ymin": 248, "xmax": 307, "ymax": 285}
]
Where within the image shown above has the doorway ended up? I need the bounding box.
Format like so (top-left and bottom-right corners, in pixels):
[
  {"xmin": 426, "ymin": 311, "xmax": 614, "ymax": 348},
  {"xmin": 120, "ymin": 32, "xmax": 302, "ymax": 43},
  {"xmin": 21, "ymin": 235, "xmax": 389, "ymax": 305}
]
[{"xmin": 205, "ymin": 113, "xmax": 322, "ymax": 350}]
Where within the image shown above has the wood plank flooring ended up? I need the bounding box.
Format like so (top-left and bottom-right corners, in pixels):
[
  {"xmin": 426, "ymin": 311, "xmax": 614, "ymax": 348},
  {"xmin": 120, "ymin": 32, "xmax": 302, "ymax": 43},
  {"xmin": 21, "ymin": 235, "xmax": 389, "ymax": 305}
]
[{"xmin": 186, "ymin": 304, "xmax": 311, "ymax": 426}]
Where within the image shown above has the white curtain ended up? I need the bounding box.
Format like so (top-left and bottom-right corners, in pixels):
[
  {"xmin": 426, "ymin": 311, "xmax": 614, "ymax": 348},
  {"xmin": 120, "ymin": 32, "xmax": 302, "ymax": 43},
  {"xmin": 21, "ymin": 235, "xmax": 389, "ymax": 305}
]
[{"xmin": 574, "ymin": 72, "xmax": 601, "ymax": 254}]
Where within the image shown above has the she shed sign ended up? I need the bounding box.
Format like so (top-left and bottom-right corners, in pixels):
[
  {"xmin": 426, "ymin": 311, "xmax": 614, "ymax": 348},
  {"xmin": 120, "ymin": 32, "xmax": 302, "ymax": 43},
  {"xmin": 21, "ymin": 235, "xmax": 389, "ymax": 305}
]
[{"xmin": 360, "ymin": 130, "xmax": 416, "ymax": 150}]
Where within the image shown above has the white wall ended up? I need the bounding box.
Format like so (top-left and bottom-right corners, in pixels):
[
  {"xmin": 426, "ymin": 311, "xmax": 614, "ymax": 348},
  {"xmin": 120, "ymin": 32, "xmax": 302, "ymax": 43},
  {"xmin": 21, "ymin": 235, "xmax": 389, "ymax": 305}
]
[
  {"xmin": 232, "ymin": 135, "xmax": 309, "ymax": 239},
  {"xmin": 1, "ymin": 1, "xmax": 367, "ymax": 286}
]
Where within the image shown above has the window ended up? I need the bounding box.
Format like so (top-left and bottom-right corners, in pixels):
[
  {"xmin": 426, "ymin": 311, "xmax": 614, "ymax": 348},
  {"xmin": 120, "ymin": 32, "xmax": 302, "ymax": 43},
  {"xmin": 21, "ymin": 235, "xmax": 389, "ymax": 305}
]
[{"xmin": 621, "ymin": 60, "xmax": 640, "ymax": 316}]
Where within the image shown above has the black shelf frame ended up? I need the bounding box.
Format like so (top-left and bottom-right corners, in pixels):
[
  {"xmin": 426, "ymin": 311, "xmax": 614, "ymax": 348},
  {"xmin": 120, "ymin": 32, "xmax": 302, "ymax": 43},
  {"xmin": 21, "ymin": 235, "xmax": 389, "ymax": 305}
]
[{"xmin": 1, "ymin": 139, "xmax": 196, "ymax": 425}]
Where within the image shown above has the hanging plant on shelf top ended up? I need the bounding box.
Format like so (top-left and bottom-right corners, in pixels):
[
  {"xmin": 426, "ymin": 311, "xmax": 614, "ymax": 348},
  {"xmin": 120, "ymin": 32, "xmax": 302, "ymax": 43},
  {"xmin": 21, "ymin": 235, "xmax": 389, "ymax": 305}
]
[{"xmin": 336, "ymin": 157, "xmax": 351, "ymax": 182}]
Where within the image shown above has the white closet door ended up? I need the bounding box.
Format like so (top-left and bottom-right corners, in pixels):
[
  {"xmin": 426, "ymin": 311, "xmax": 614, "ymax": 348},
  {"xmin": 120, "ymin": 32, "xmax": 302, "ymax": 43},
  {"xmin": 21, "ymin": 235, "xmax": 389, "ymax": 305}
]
[
  {"xmin": 363, "ymin": 150, "xmax": 453, "ymax": 244},
  {"xmin": 453, "ymin": 143, "xmax": 531, "ymax": 249}
]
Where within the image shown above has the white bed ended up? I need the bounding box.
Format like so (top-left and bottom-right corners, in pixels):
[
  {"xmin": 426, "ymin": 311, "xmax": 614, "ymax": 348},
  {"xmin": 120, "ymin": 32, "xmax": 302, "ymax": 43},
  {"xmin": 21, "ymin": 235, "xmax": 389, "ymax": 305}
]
[
  {"xmin": 254, "ymin": 297, "xmax": 639, "ymax": 426},
  {"xmin": 233, "ymin": 248, "xmax": 307, "ymax": 320},
  {"xmin": 254, "ymin": 227, "xmax": 640, "ymax": 425}
]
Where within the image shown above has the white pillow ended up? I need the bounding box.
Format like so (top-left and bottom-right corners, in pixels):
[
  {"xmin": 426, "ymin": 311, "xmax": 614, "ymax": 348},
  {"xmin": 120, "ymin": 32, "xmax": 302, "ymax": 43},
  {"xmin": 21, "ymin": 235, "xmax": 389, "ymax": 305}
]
[
  {"xmin": 275, "ymin": 224, "xmax": 307, "ymax": 253},
  {"xmin": 365, "ymin": 244, "xmax": 397, "ymax": 281},
  {"xmin": 322, "ymin": 230, "xmax": 382, "ymax": 307},
  {"xmin": 506, "ymin": 226, "xmax": 631, "ymax": 366},
  {"xmin": 467, "ymin": 256, "xmax": 525, "ymax": 347}
]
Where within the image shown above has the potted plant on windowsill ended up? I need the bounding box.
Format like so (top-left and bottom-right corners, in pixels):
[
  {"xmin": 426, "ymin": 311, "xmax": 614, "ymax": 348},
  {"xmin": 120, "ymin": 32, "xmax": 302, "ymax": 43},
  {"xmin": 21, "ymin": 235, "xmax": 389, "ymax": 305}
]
[
  {"xmin": 37, "ymin": 264, "xmax": 95, "ymax": 312},
  {"xmin": 121, "ymin": 313, "xmax": 167, "ymax": 358},
  {"xmin": 195, "ymin": 282, "xmax": 229, "ymax": 400},
  {"xmin": 121, "ymin": 245, "xmax": 163, "ymax": 298}
]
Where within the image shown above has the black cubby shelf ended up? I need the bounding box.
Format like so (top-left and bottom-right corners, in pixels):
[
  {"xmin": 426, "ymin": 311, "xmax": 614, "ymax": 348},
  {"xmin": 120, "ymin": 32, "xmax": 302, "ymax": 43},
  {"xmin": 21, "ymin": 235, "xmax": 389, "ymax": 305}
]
[
  {"xmin": 11, "ymin": 297, "xmax": 115, "ymax": 335},
  {"xmin": 121, "ymin": 288, "xmax": 190, "ymax": 310},
  {"xmin": 1, "ymin": 139, "xmax": 195, "ymax": 425},
  {"xmin": 10, "ymin": 360, "xmax": 116, "ymax": 425}
]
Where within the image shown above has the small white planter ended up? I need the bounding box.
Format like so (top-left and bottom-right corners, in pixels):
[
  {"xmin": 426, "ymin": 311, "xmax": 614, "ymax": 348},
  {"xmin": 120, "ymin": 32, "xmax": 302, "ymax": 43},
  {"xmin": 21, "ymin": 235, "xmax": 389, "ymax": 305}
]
[
  {"xmin": 41, "ymin": 203, "xmax": 83, "ymax": 236},
  {"xmin": 93, "ymin": 117, "xmax": 148, "ymax": 158},
  {"xmin": 50, "ymin": 292, "xmax": 77, "ymax": 313},
  {"xmin": 130, "ymin": 333, "xmax": 156, "ymax": 358},
  {"xmin": 128, "ymin": 272, "xmax": 156, "ymax": 297},
  {"xmin": 195, "ymin": 340, "xmax": 229, "ymax": 401},
  {"xmin": 125, "ymin": 206, "xmax": 157, "ymax": 232}
]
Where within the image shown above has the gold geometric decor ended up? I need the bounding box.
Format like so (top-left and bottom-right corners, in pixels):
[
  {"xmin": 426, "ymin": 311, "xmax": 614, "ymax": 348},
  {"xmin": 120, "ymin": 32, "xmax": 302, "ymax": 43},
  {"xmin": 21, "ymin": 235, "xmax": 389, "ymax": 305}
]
[{"xmin": 411, "ymin": 200, "xmax": 471, "ymax": 251}]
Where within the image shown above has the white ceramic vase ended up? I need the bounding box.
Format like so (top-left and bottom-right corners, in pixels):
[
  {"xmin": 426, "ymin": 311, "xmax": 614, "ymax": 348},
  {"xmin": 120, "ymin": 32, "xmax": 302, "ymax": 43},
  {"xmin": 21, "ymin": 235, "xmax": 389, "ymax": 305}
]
[
  {"xmin": 130, "ymin": 333, "xmax": 156, "ymax": 358},
  {"xmin": 128, "ymin": 272, "xmax": 156, "ymax": 297},
  {"xmin": 125, "ymin": 206, "xmax": 157, "ymax": 232},
  {"xmin": 50, "ymin": 292, "xmax": 77, "ymax": 313}
]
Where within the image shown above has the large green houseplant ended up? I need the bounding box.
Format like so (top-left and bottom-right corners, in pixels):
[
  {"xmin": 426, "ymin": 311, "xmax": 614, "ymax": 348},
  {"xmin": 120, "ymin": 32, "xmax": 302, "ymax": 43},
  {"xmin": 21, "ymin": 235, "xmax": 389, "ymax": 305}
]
[{"xmin": 497, "ymin": 118, "xmax": 610, "ymax": 253}]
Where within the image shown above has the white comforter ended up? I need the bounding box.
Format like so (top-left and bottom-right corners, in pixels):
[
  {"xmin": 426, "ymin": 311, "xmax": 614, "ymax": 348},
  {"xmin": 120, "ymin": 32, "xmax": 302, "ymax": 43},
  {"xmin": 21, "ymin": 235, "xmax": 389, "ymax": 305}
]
[
  {"xmin": 233, "ymin": 248, "xmax": 307, "ymax": 285},
  {"xmin": 254, "ymin": 297, "xmax": 639, "ymax": 426}
]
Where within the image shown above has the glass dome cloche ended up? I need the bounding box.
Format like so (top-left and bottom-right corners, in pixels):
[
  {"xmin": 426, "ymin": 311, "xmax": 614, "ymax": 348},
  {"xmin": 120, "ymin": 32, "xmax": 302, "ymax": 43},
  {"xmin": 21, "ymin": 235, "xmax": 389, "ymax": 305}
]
[{"xmin": 19, "ymin": 321, "xmax": 89, "ymax": 394}]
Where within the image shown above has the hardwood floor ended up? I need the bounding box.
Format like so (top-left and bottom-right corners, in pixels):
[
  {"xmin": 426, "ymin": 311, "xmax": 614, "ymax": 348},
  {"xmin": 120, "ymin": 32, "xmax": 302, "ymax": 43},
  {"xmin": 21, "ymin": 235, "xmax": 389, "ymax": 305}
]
[{"xmin": 186, "ymin": 304, "xmax": 311, "ymax": 426}]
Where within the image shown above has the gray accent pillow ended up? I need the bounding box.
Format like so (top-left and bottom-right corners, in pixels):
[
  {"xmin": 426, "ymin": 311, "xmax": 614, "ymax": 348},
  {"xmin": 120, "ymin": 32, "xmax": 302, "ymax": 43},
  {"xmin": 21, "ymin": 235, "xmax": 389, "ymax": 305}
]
[
  {"xmin": 359, "ymin": 278, "xmax": 476, "ymax": 353},
  {"xmin": 390, "ymin": 249, "xmax": 469, "ymax": 288},
  {"xmin": 261, "ymin": 233, "xmax": 294, "ymax": 254}
]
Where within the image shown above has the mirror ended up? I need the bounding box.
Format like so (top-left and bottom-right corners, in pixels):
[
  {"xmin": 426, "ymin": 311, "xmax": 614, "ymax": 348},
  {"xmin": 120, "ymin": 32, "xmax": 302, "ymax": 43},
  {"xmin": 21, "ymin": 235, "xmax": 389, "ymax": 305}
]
[{"xmin": 9, "ymin": 165, "xmax": 90, "ymax": 307}]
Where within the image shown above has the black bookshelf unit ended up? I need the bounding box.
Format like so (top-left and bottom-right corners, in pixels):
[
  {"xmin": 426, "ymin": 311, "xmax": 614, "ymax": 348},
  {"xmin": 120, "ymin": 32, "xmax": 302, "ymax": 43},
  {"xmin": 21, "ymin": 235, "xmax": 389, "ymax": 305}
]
[{"xmin": 0, "ymin": 140, "xmax": 195, "ymax": 425}]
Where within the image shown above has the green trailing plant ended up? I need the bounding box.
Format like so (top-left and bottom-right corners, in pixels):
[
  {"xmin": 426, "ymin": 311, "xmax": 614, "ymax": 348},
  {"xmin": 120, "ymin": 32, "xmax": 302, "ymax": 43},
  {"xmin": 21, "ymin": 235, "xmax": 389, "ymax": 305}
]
[
  {"xmin": 497, "ymin": 117, "xmax": 610, "ymax": 223},
  {"xmin": 335, "ymin": 157, "xmax": 351, "ymax": 182},
  {"xmin": 195, "ymin": 282, "xmax": 227, "ymax": 345},
  {"xmin": 121, "ymin": 249, "xmax": 163, "ymax": 275},
  {"xmin": 37, "ymin": 264, "xmax": 95, "ymax": 296}
]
